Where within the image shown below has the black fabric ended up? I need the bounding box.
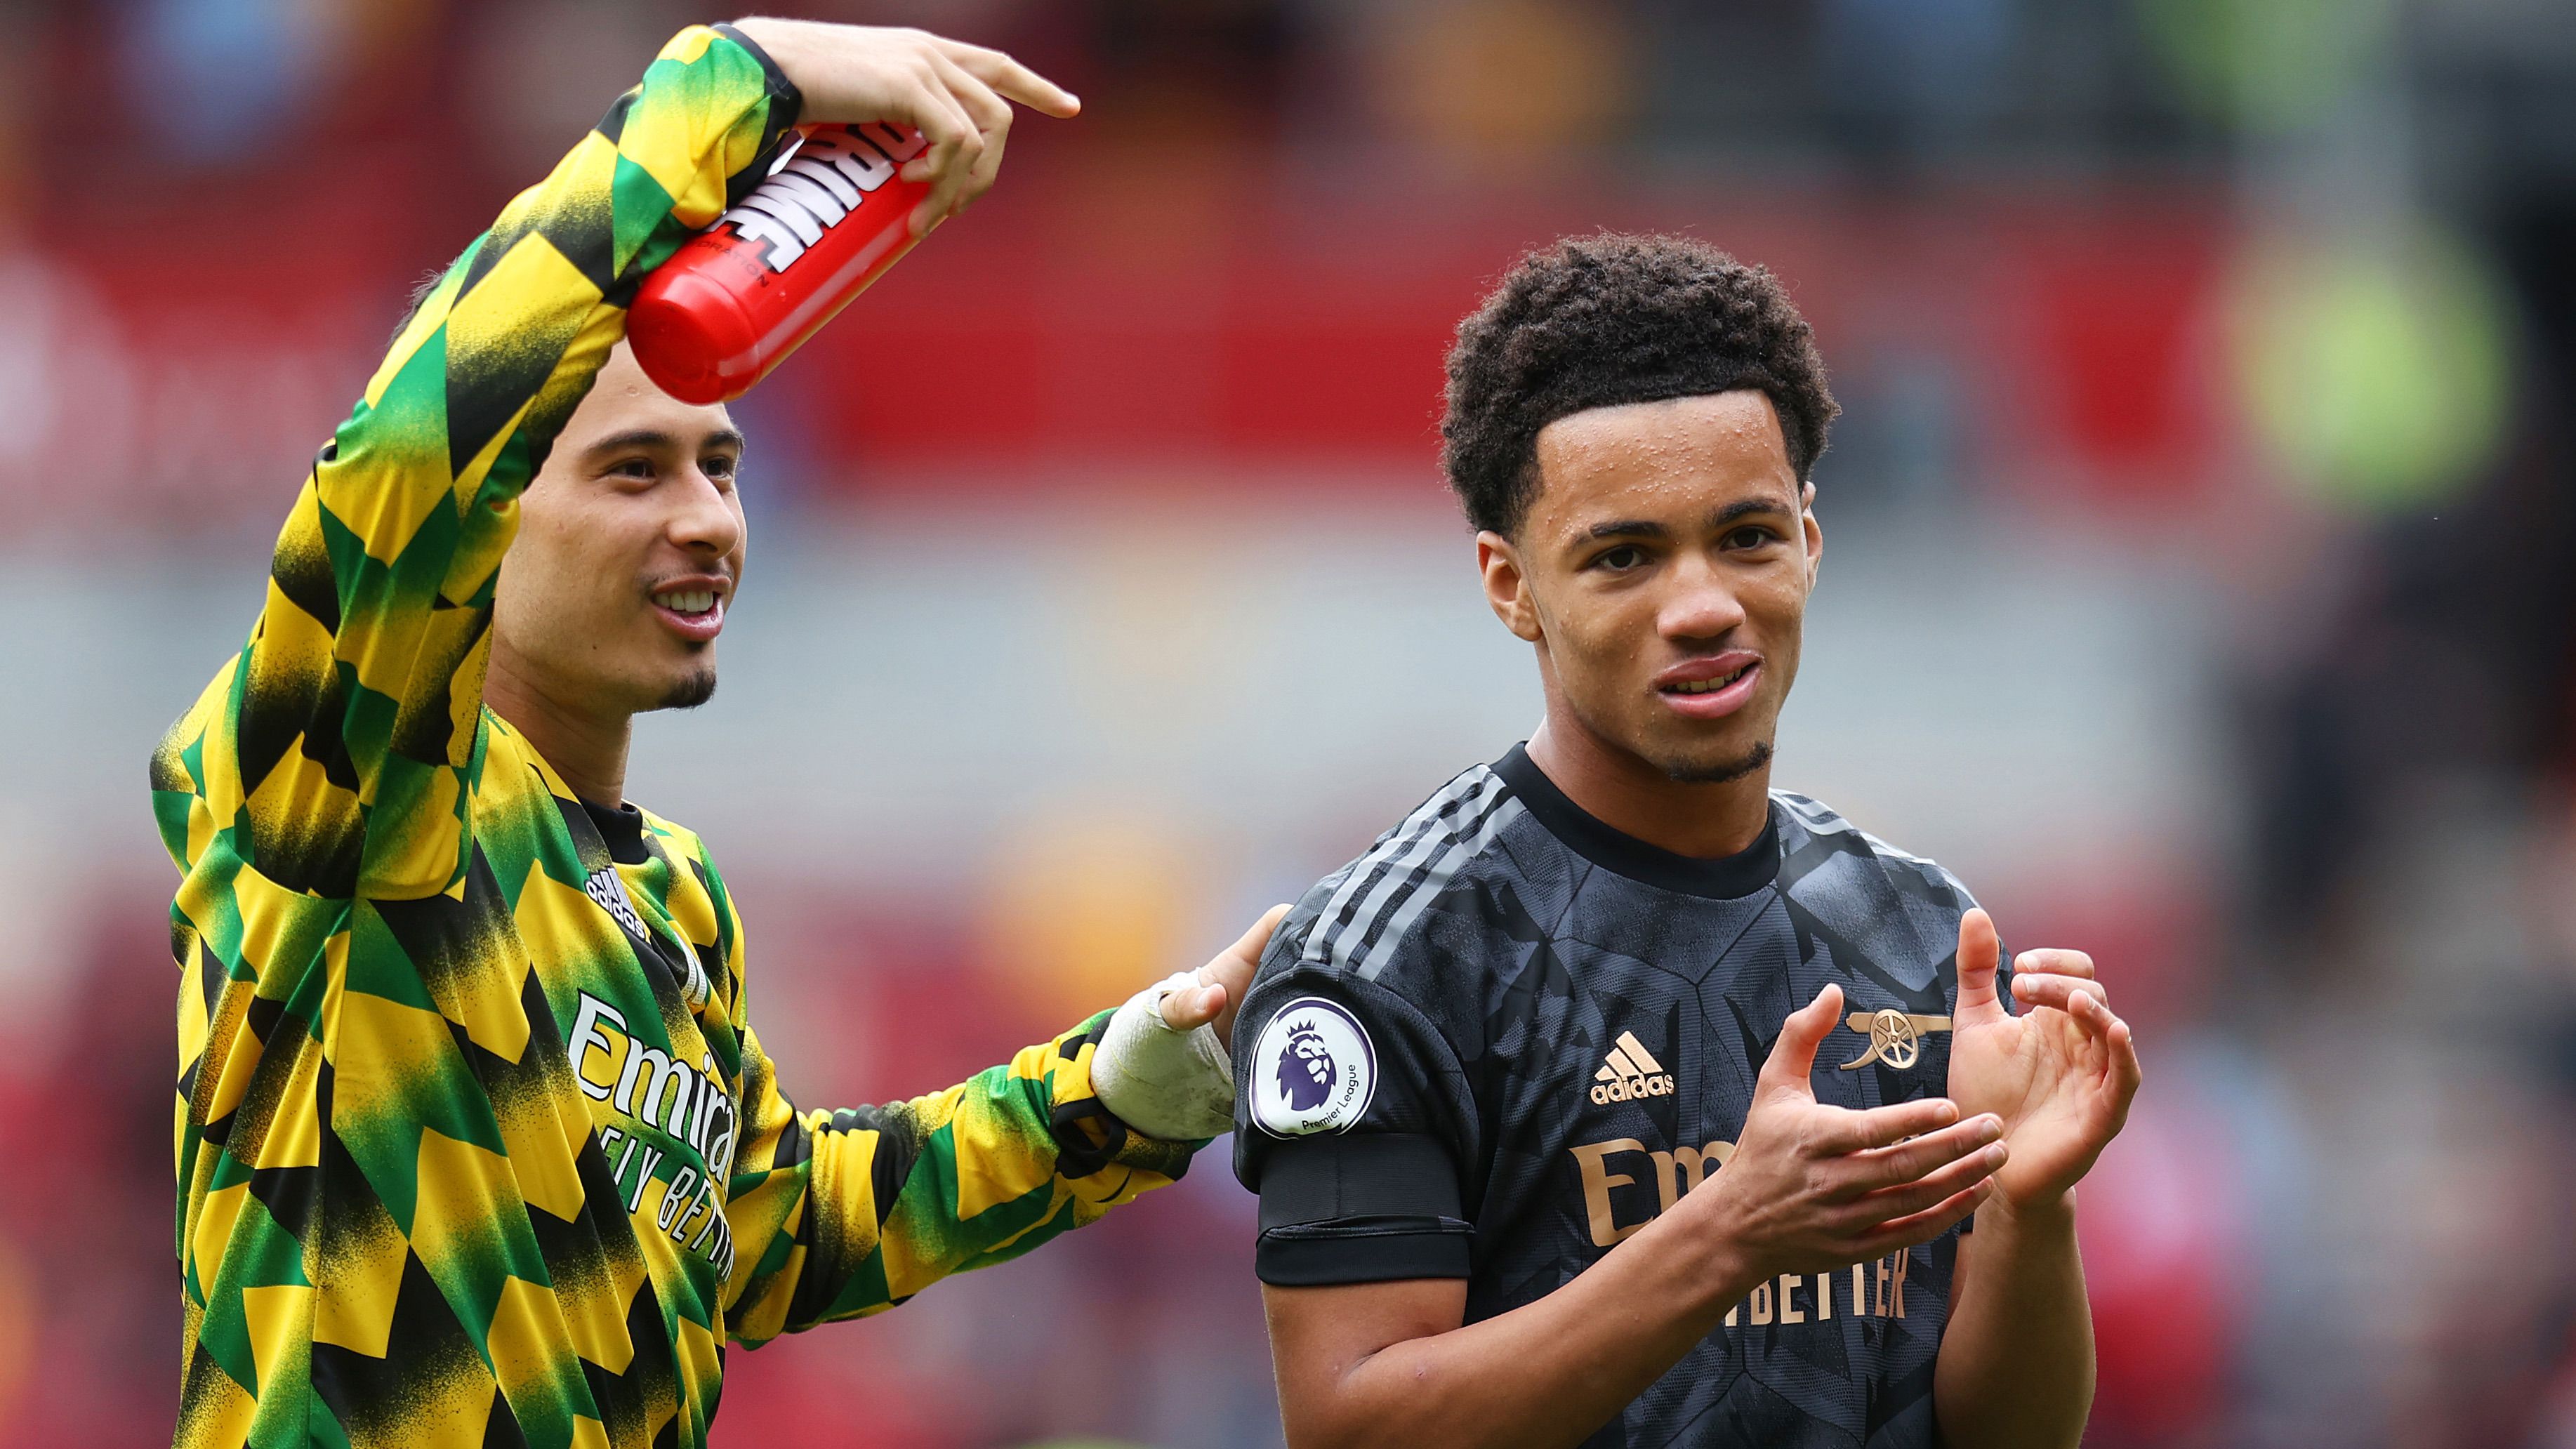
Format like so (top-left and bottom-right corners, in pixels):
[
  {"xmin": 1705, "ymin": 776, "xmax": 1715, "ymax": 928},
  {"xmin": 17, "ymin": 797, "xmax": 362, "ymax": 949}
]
[
  {"xmin": 579, "ymin": 799, "xmax": 652, "ymax": 866},
  {"xmin": 1491, "ymin": 743, "xmax": 1779, "ymax": 899},
  {"xmin": 1258, "ymin": 1131, "xmax": 1462, "ymax": 1226},
  {"xmin": 1257, "ymin": 1132, "xmax": 1470, "ymax": 1285},
  {"xmin": 1257, "ymin": 1219, "xmax": 1474, "ymax": 1286},
  {"xmin": 711, "ymin": 22, "xmax": 800, "ymax": 118},
  {"xmin": 708, "ymin": 22, "xmax": 806, "ymax": 210},
  {"xmin": 1232, "ymin": 753, "xmax": 2002, "ymax": 1448}
]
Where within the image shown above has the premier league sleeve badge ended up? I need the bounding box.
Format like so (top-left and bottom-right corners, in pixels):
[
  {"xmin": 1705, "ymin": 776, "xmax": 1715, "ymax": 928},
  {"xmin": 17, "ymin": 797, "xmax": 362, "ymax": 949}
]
[{"xmin": 1250, "ymin": 996, "xmax": 1378, "ymax": 1137}]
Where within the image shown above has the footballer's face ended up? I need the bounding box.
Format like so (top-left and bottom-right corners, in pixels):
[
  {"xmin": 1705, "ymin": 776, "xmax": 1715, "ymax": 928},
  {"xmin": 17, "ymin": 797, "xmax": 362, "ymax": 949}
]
[
  {"xmin": 492, "ymin": 343, "xmax": 746, "ymax": 720},
  {"xmin": 1479, "ymin": 390, "xmax": 1821, "ymax": 786}
]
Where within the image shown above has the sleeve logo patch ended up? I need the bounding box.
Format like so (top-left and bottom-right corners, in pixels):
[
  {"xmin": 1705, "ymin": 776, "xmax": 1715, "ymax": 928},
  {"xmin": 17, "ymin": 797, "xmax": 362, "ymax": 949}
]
[{"xmin": 1251, "ymin": 996, "xmax": 1377, "ymax": 1137}]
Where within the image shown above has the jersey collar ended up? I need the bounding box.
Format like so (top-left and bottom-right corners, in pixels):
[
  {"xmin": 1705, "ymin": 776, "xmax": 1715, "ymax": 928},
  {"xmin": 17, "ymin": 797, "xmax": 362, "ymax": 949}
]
[
  {"xmin": 578, "ymin": 798, "xmax": 654, "ymax": 866},
  {"xmin": 1491, "ymin": 743, "xmax": 1781, "ymax": 899}
]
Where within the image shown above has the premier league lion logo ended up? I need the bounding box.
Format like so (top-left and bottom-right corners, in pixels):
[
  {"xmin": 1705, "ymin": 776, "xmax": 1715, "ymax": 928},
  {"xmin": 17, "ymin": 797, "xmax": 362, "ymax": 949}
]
[
  {"xmin": 1252, "ymin": 995, "xmax": 1375, "ymax": 1136},
  {"xmin": 1276, "ymin": 1020, "xmax": 1336, "ymax": 1111}
]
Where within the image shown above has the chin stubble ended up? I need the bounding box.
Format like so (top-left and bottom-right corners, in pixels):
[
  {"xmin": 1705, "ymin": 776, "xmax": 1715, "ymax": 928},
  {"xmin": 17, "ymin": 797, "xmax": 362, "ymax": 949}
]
[
  {"xmin": 1663, "ymin": 739, "xmax": 1772, "ymax": 786},
  {"xmin": 654, "ymin": 669, "xmax": 718, "ymax": 711}
]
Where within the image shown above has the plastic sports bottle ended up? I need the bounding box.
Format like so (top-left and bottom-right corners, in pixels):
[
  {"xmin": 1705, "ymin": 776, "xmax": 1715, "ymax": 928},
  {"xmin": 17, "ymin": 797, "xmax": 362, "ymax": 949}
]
[{"xmin": 627, "ymin": 121, "xmax": 933, "ymax": 404}]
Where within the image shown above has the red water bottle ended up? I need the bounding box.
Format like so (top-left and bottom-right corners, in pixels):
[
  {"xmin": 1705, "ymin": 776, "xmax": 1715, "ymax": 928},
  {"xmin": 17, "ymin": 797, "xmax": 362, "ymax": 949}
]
[{"xmin": 628, "ymin": 121, "xmax": 933, "ymax": 404}]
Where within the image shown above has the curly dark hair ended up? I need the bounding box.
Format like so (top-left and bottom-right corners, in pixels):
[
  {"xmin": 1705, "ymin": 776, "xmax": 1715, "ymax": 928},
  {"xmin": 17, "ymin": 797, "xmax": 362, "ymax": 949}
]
[{"xmin": 1440, "ymin": 233, "xmax": 1839, "ymax": 536}]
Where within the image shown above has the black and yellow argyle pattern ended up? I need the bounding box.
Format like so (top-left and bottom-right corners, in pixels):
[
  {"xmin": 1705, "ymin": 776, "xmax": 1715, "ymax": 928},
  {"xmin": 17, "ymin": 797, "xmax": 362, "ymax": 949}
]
[{"xmin": 148, "ymin": 27, "xmax": 1191, "ymax": 1448}]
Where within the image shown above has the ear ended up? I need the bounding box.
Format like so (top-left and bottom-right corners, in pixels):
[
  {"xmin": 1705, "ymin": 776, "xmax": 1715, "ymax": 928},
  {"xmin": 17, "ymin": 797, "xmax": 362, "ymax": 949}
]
[
  {"xmin": 1799, "ymin": 479, "xmax": 1823, "ymax": 588},
  {"xmin": 1476, "ymin": 531, "xmax": 1544, "ymax": 642}
]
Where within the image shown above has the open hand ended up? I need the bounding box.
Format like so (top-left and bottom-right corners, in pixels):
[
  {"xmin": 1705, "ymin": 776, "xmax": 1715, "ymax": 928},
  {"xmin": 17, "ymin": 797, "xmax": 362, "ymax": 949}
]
[
  {"xmin": 1685, "ymin": 984, "xmax": 2004, "ymax": 1281},
  {"xmin": 727, "ymin": 19, "xmax": 1081, "ymax": 234},
  {"xmin": 1158, "ymin": 904, "xmax": 1292, "ymax": 1052},
  {"xmin": 1945, "ymin": 909, "xmax": 2142, "ymax": 1210}
]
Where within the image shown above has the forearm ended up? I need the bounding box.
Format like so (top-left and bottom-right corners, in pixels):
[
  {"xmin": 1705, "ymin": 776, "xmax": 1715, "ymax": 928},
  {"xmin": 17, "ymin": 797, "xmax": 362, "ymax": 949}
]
[
  {"xmin": 724, "ymin": 1014, "xmax": 1191, "ymax": 1337},
  {"xmin": 1935, "ymin": 1191, "xmax": 2094, "ymax": 1449},
  {"xmin": 1279, "ymin": 1212, "xmax": 1754, "ymax": 1449},
  {"xmin": 726, "ymin": 18, "xmax": 853, "ymax": 111}
]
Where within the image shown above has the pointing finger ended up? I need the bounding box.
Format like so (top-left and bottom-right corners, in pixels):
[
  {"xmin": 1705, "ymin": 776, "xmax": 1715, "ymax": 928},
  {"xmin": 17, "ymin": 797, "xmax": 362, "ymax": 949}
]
[{"xmin": 937, "ymin": 38, "xmax": 1081, "ymax": 117}]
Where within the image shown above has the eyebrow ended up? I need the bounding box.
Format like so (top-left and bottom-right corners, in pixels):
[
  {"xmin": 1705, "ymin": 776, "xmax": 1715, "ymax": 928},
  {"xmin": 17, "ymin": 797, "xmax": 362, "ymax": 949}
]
[
  {"xmin": 584, "ymin": 426, "xmax": 747, "ymax": 457},
  {"xmin": 1708, "ymin": 498, "xmax": 1790, "ymax": 527},
  {"xmin": 1578, "ymin": 498, "xmax": 1791, "ymax": 542},
  {"xmin": 1583, "ymin": 518, "xmax": 1671, "ymax": 541}
]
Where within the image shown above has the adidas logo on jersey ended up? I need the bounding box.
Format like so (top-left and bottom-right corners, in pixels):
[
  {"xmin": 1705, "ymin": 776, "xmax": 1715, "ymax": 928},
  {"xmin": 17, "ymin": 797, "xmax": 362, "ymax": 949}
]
[
  {"xmin": 1590, "ymin": 1031, "xmax": 1676, "ymax": 1104},
  {"xmin": 585, "ymin": 867, "xmax": 649, "ymax": 942}
]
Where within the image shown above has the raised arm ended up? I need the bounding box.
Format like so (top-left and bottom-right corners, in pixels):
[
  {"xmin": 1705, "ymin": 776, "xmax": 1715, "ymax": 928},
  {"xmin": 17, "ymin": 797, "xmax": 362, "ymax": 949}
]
[
  {"xmin": 151, "ymin": 20, "xmax": 1080, "ymax": 904},
  {"xmin": 156, "ymin": 24, "xmax": 802, "ymax": 903}
]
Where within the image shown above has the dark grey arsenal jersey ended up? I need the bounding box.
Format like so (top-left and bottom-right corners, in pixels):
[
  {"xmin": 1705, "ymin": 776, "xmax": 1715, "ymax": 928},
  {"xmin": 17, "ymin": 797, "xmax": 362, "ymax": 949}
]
[{"xmin": 1231, "ymin": 745, "xmax": 2002, "ymax": 1449}]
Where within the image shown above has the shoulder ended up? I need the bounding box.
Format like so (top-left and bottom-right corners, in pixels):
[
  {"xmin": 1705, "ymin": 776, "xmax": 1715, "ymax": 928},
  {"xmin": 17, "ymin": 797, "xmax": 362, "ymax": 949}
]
[
  {"xmin": 1260, "ymin": 761, "xmax": 1545, "ymax": 1001},
  {"xmin": 636, "ymin": 805, "xmax": 736, "ymax": 912},
  {"xmin": 635, "ymin": 805, "xmax": 713, "ymax": 870},
  {"xmin": 1233, "ymin": 765, "xmax": 1526, "ymax": 1152},
  {"xmin": 1770, "ymin": 789, "xmax": 1979, "ymax": 910},
  {"xmin": 1769, "ymin": 789, "xmax": 1983, "ymax": 996},
  {"xmin": 1239, "ymin": 760, "xmax": 1570, "ymax": 1123}
]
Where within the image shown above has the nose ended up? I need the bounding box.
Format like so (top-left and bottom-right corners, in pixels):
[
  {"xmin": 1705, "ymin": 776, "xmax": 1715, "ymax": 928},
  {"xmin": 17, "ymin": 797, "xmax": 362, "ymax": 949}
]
[
  {"xmin": 666, "ymin": 467, "xmax": 742, "ymax": 561},
  {"xmin": 1658, "ymin": 553, "xmax": 1747, "ymax": 644}
]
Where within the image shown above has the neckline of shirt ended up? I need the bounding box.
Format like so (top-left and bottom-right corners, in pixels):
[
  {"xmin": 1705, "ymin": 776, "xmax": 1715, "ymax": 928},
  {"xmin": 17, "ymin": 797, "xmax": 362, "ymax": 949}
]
[
  {"xmin": 1490, "ymin": 743, "xmax": 1781, "ymax": 900},
  {"xmin": 579, "ymin": 798, "xmax": 654, "ymax": 866}
]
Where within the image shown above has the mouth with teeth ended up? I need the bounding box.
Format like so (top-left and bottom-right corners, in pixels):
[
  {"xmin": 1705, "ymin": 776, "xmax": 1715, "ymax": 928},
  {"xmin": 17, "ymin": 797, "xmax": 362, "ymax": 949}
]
[
  {"xmin": 1656, "ymin": 654, "xmax": 1762, "ymax": 718},
  {"xmin": 649, "ymin": 583, "xmax": 727, "ymax": 643},
  {"xmin": 1665, "ymin": 663, "xmax": 1752, "ymax": 694}
]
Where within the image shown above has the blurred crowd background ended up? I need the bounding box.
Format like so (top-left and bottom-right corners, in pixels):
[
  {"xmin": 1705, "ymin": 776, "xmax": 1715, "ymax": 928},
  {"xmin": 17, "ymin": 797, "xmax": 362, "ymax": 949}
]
[{"xmin": 4, "ymin": 0, "xmax": 2575, "ymax": 1444}]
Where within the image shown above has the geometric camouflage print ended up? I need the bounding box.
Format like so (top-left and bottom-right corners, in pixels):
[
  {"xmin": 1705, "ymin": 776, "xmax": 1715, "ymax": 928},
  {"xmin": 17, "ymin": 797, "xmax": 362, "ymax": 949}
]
[
  {"xmin": 1236, "ymin": 750, "xmax": 1997, "ymax": 1446},
  {"xmin": 148, "ymin": 28, "xmax": 1193, "ymax": 1448}
]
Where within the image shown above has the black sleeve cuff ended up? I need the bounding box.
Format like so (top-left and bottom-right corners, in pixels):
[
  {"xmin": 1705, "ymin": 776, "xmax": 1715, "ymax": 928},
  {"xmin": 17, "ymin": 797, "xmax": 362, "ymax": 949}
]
[
  {"xmin": 710, "ymin": 22, "xmax": 805, "ymax": 201},
  {"xmin": 1257, "ymin": 1216, "xmax": 1473, "ymax": 1285},
  {"xmin": 711, "ymin": 21, "xmax": 802, "ymax": 116}
]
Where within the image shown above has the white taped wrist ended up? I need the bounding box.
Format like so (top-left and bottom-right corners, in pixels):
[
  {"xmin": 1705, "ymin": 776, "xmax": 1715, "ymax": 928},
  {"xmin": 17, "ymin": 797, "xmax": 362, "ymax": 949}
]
[{"xmin": 1090, "ymin": 971, "xmax": 1236, "ymax": 1141}]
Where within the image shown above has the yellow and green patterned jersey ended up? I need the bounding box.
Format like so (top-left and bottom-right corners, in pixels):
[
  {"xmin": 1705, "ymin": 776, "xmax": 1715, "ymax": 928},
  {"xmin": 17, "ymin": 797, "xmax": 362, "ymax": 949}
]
[{"xmin": 147, "ymin": 26, "xmax": 1193, "ymax": 1449}]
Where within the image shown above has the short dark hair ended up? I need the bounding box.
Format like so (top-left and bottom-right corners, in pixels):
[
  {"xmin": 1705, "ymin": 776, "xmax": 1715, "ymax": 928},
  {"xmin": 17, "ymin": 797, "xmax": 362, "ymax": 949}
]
[{"xmin": 1440, "ymin": 232, "xmax": 1839, "ymax": 536}]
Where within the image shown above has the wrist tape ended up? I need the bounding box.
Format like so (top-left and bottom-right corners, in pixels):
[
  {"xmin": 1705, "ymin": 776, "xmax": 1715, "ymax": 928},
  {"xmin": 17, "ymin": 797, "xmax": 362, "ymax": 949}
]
[{"xmin": 1090, "ymin": 971, "xmax": 1236, "ymax": 1142}]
